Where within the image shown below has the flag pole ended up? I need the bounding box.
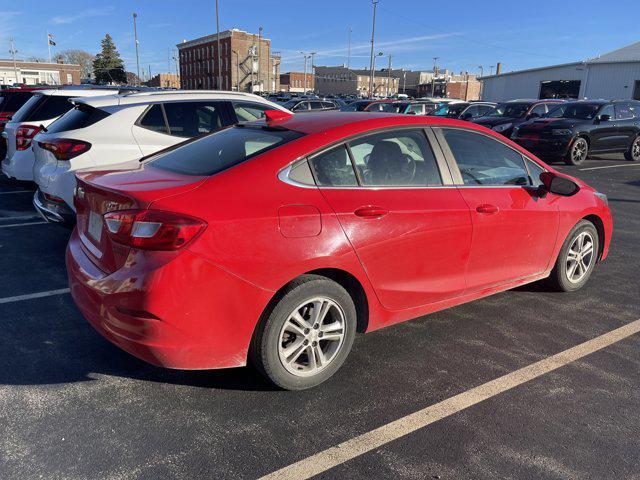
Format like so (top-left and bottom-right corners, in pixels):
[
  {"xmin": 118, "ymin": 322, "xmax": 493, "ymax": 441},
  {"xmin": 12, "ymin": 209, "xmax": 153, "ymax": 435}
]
[{"xmin": 47, "ymin": 31, "xmax": 52, "ymax": 63}]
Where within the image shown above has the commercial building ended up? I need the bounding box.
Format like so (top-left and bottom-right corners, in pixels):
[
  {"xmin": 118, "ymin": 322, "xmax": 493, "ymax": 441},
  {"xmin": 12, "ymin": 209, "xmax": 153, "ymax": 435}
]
[
  {"xmin": 480, "ymin": 41, "xmax": 640, "ymax": 102},
  {"xmin": 416, "ymin": 72, "xmax": 481, "ymax": 100},
  {"xmin": 177, "ymin": 29, "xmax": 280, "ymax": 92},
  {"xmin": 390, "ymin": 70, "xmax": 434, "ymax": 97},
  {"xmin": 0, "ymin": 60, "xmax": 81, "ymax": 86},
  {"xmin": 315, "ymin": 66, "xmax": 399, "ymax": 97},
  {"xmin": 146, "ymin": 73, "xmax": 180, "ymax": 89},
  {"xmin": 279, "ymin": 72, "xmax": 314, "ymax": 93}
]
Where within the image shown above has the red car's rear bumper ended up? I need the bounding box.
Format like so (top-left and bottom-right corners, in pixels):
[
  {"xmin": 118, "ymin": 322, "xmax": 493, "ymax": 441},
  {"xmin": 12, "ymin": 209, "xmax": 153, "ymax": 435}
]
[{"xmin": 66, "ymin": 230, "xmax": 273, "ymax": 370}]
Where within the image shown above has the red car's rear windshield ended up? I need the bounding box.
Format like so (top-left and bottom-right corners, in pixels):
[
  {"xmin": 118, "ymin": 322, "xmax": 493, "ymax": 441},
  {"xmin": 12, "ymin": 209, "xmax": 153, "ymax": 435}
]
[{"xmin": 146, "ymin": 125, "xmax": 305, "ymax": 176}]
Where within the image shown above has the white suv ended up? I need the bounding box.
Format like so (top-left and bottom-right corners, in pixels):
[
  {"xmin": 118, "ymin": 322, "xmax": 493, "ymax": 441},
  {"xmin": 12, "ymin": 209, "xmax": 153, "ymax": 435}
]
[
  {"xmin": 32, "ymin": 91, "xmax": 290, "ymax": 225},
  {"xmin": 1, "ymin": 87, "xmax": 129, "ymax": 182}
]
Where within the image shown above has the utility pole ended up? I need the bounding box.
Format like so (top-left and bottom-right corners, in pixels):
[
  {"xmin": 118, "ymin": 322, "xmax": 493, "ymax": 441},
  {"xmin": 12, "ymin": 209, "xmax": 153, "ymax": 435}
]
[
  {"xmin": 133, "ymin": 13, "xmax": 141, "ymax": 85},
  {"xmin": 489, "ymin": 65, "xmax": 494, "ymax": 75},
  {"xmin": 403, "ymin": 69, "xmax": 407, "ymax": 94},
  {"xmin": 478, "ymin": 65, "xmax": 484, "ymax": 78},
  {"xmin": 347, "ymin": 26, "xmax": 352, "ymax": 69},
  {"xmin": 368, "ymin": 0, "xmax": 379, "ymax": 98},
  {"xmin": 148, "ymin": 65, "xmax": 151, "ymax": 83},
  {"xmin": 9, "ymin": 37, "xmax": 19, "ymax": 84},
  {"xmin": 215, "ymin": 0, "xmax": 221, "ymax": 89}
]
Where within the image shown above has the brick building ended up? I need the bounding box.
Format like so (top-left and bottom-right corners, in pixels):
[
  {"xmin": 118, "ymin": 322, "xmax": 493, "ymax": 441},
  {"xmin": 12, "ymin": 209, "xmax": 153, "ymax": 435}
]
[
  {"xmin": 146, "ymin": 73, "xmax": 180, "ymax": 89},
  {"xmin": 177, "ymin": 29, "xmax": 280, "ymax": 92},
  {"xmin": 0, "ymin": 60, "xmax": 81, "ymax": 86},
  {"xmin": 315, "ymin": 66, "xmax": 399, "ymax": 97},
  {"xmin": 279, "ymin": 72, "xmax": 314, "ymax": 93},
  {"xmin": 417, "ymin": 73, "xmax": 481, "ymax": 100}
]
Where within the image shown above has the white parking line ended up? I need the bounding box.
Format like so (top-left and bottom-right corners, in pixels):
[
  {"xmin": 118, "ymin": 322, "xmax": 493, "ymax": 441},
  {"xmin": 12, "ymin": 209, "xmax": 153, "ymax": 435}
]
[
  {"xmin": 0, "ymin": 221, "xmax": 47, "ymax": 228},
  {"xmin": 580, "ymin": 164, "xmax": 640, "ymax": 171},
  {"xmin": 261, "ymin": 319, "xmax": 640, "ymax": 480},
  {"xmin": 0, "ymin": 288, "xmax": 70, "ymax": 304},
  {"xmin": 0, "ymin": 190, "xmax": 34, "ymax": 195}
]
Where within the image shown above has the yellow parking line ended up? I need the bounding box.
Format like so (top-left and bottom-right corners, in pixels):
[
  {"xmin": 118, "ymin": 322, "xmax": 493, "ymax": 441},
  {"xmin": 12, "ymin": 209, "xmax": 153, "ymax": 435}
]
[{"xmin": 261, "ymin": 319, "xmax": 640, "ymax": 480}]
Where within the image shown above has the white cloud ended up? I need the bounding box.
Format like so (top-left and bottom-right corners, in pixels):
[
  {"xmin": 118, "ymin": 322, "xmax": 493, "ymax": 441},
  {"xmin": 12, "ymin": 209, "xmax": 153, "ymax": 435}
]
[{"xmin": 52, "ymin": 7, "xmax": 114, "ymax": 25}]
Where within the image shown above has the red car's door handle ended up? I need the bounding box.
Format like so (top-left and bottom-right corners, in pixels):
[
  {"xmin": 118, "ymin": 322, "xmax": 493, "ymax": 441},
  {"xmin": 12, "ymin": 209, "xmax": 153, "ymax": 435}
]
[
  {"xmin": 354, "ymin": 206, "xmax": 388, "ymax": 219},
  {"xmin": 476, "ymin": 204, "xmax": 499, "ymax": 215}
]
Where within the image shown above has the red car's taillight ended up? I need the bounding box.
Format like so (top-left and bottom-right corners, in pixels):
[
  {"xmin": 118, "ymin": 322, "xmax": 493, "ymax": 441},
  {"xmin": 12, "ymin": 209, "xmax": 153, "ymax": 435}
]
[
  {"xmin": 103, "ymin": 209, "xmax": 206, "ymax": 251},
  {"xmin": 38, "ymin": 139, "xmax": 91, "ymax": 161},
  {"xmin": 16, "ymin": 124, "xmax": 41, "ymax": 151}
]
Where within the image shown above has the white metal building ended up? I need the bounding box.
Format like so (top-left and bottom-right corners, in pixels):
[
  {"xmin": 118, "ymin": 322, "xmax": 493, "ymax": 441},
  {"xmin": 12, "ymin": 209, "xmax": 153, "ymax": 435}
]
[{"xmin": 480, "ymin": 41, "xmax": 640, "ymax": 102}]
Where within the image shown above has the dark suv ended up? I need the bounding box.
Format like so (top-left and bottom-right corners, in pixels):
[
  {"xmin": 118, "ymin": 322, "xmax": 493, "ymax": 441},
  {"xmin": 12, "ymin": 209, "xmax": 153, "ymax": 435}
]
[
  {"xmin": 472, "ymin": 99, "xmax": 564, "ymax": 138},
  {"xmin": 512, "ymin": 100, "xmax": 640, "ymax": 165}
]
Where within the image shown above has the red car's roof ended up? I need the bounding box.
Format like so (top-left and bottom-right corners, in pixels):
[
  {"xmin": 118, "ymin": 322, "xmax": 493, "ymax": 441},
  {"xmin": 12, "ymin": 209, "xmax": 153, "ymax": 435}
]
[{"xmin": 258, "ymin": 111, "xmax": 473, "ymax": 135}]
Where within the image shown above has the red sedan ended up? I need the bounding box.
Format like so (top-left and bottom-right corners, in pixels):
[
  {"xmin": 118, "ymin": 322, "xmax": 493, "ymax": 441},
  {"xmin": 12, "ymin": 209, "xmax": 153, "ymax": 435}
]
[{"xmin": 67, "ymin": 111, "xmax": 612, "ymax": 390}]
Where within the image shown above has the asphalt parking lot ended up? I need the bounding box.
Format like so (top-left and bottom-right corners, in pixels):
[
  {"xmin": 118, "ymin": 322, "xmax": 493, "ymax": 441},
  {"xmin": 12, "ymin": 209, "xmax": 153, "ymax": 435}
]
[{"xmin": 1, "ymin": 156, "xmax": 639, "ymax": 480}]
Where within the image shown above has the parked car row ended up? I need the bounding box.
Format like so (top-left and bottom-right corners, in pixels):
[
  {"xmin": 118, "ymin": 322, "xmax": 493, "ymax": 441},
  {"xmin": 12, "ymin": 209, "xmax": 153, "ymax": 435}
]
[{"xmin": 2, "ymin": 89, "xmax": 291, "ymax": 225}]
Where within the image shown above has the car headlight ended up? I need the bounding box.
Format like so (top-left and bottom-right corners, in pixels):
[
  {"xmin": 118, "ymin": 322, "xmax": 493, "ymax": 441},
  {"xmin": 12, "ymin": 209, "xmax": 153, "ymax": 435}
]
[
  {"xmin": 552, "ymin": 129, "xmax": 573, "ymax": 136},
  {"xmin": 594, "ymin": 192, "xmax": 608, "ymax": 206},
  {"xmin": 492, "ymin": 123, "xmax": 512, "ymax": 132}
]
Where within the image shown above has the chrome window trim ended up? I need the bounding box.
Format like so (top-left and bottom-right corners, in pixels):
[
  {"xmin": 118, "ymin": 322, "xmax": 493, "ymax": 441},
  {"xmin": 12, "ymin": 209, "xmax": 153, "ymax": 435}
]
[{"xmin": 277, "ymin": 125, "xmax": 455, "ymax": 190}]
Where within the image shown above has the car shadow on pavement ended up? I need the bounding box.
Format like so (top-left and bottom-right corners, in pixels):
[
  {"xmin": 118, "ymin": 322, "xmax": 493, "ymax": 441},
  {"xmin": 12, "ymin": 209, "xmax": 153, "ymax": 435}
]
[{"xmin": 0, "ymin": 297, "xmax": 278, "ymax": 392}]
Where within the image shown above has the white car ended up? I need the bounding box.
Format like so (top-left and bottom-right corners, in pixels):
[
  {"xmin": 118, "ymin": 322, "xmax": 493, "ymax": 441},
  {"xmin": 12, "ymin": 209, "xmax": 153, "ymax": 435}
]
[
  {"xmin": 32, "ymin": 90, "xmax": 290, "ymax": 225},
  {"xmin": 1, "ymin": 87, "xmax": 129, "ymax": 182}
]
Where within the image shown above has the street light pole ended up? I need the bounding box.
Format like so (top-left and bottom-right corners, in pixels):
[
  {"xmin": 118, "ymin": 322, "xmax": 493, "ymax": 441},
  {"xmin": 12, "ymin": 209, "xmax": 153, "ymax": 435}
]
[
  {"xmin": 258, "ymin": 26, "xmax": 263, "ymax": 92},
  {"xmin": 215, "ymin": 0, "xmax": 221, "ymax": 89},
  {"xmin": 301, "ymin": 52, "xmax": 309, "ymax": 92},
  {"xmin": 233, "ymin": 50, "xmax": 240, "ymax": 91},
  {"xmin": 347, "ymin": 26, "xmax": 352, "ymax": 69},
  {"xmin": 387, "ymin": 54, "xmax": 392, "ymax": 97},
  {"xmin": 431, "ymin": 56, "xmax": 439, "ymax": 97},
  {"xmin": 9, "ymin": 37, "xmax": 19, "ymax": 84},
  {"xmin": 133, "ymin": 13, "xmax": 141, "ymax": 85},
  {"xmin": 310, "ymin": 51, "xmax": 316, "ymax": 93},
  {"xmin": 368, "ymin": 0, "xmax": 379, "ymax": 98}
]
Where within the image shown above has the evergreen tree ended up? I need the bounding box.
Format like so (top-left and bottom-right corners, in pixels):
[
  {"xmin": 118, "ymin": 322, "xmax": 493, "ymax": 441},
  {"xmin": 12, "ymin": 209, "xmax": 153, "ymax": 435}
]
[{"xmin": 92, "ymin": 34, "xmax": 126, "ymax": 84}]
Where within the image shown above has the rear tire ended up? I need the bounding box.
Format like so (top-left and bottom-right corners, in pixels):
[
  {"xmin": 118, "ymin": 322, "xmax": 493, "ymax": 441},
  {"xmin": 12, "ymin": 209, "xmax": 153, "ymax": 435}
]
[
  {"xmin": 624, "ymin": 135, "xmax": 640, "ymax": 161},
  {"xmin": 565, "ymin": 137, "xmax": 589, "ymax": 165},
  {"xmin": 250, "ymin": 275, "xmax": 357, "ymax": 390},
  {"xmin": 546, "ymin": 220, "xmax": 599, "ymax": 292}
]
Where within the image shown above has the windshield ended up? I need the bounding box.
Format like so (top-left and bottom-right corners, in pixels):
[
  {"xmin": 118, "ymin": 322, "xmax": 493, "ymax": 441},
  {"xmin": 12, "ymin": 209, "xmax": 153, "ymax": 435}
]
[
  {"xmin": 488, "ymin": 103, "xmax": 530, "ymax": 118},
  {"xmin": 282, "ymin": 100, "xmax": 299, "ymax": 109},
  {"xmin": 545, "ymin": 103, "xmax": 600, "ymax": 120},
  {"xmin": 147, "ymin": 125, "xmax": 305, "ymax": 176}
]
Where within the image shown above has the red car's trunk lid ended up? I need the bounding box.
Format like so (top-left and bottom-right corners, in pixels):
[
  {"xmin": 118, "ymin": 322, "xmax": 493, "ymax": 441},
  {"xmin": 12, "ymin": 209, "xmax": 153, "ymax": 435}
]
[{"xmin": 75, "ymin": 164, "xmax": 207, "ymax": 274}]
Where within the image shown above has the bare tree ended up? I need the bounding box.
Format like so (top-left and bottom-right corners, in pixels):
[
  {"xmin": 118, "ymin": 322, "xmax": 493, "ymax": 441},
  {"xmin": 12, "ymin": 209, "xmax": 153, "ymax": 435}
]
[{"xmin": 55, "ymin": 49, "xmax": 96, "ymax": 79}]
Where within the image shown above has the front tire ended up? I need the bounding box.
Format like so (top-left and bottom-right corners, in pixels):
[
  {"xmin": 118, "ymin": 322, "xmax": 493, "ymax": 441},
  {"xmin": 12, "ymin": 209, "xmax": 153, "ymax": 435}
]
[
  {"xmin": 547, "ymin": 220, "xmax": 599, "ymax": 292},
  {"xmin": 250, "ymin": 275, "xmax": 357, "ymax": 390},
  {"xmin": 624, "ymin": 135, "xmax": 640, "ymax": 161},
  {"xmin": 565, "ymin": 137, "xmax": 589, "ymax": 165}
]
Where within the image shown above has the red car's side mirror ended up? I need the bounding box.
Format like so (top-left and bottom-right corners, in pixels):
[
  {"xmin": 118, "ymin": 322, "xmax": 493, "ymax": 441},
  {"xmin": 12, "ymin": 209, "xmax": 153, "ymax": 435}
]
[{"xmin": 540, "ymin": 171, "xmax": 580, "ymax": 196}]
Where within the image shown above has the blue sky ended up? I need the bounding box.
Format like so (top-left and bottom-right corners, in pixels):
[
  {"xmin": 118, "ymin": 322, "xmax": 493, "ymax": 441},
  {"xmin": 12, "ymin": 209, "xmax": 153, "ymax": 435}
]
[{"xmin": 2, "ymin": 0, "xmax": 639, "ymax": 77}]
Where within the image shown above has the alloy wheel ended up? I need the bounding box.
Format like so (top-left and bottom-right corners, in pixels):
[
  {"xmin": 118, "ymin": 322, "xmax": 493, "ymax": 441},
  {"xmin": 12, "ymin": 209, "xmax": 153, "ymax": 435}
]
[
  {"xmin": 278, "ymin": 297, "xmax": 346, "ymax": 377},
  {"xmin": 565, "ymin": 231, "xmax": 595, "ymax": 284},
  {"xmin": 571, "ymin": 139, "xmax": 588, "ymax": 164},
  {"xmin": 632, "ymin": 138, "xmax": 640, "ymax": 160}
]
